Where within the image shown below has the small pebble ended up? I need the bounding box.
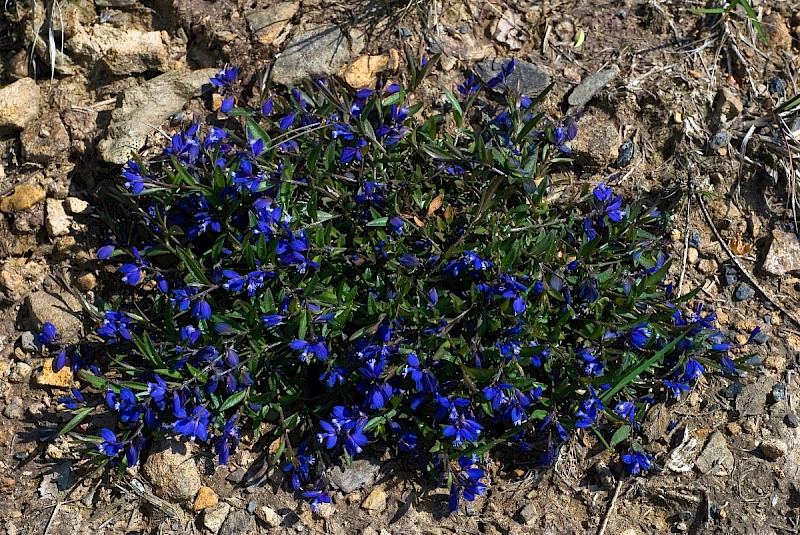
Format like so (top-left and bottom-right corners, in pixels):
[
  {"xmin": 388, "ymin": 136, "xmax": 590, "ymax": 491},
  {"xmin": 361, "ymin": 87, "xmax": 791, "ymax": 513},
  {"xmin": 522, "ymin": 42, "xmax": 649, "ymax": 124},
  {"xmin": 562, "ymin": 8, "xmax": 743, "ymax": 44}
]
[
  {"xmin": 752, "ymin": 331, "xmax": 769, "ymax": 344},
  {"xmin": 759, "ymin": 438, "xmax": 788, "ymax": 461},
  {"xmin": 723, "ymin": 381, "xmax": 742, "ymax": 399},
  {"xmin": 247, "ymin": 501, "xmax": 257, "ymax": 514},
  {"xmin": 615, "ymin": 140, "xmax": 634, "ymax": 167},
  {"xmin": 734, "ymin": 283, "xmax": 755, "ymax": 301},
  {"xmin": 722, "ymin": 265, "xmax": 738, "ymax": 286},
  {"xmin": 689, "ymin": 231, "xmax": 701, "ymax": 249},
  {"xmin": 785, "ymin": 411, "xmax": 799, "ymax": 428},
  {"xmin": 399, "ymin": 27, "xmax": 412, "ymax": 38},
  {"xmin": 769, "ymin": 77, "xmax": 787, "ymax": 96},
  {"xmin": 771, "ymin": 383, "xmax": 787, "ymax": 402},
  {"xmin": 709, "ymin": 130, "xmax": 731, "ymax": 150}
]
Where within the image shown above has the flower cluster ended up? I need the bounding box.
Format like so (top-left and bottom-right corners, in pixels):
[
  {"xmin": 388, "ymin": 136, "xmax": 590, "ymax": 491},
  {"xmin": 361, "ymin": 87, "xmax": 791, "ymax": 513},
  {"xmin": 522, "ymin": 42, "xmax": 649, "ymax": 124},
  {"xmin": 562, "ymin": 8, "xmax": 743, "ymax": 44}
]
[{"xmin": 47, "ymin": 58, "xmax": 755, "ymax": 514}]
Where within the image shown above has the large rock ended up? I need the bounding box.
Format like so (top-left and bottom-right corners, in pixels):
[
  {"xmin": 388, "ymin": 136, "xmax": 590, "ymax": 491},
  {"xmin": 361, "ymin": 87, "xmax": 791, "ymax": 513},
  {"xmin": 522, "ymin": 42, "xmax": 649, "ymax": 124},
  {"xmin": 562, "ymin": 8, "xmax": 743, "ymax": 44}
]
[
  {"xmin": 26, "ymin": 291, "xmax": 83, "ymax": 343},
  {"xmin": 20, "ymin": 115, "xmax": 71, "ymax": 164},
  {"xmin": 0, "ymin": 78, "xmax": 42, "ymax": 132},
  {"xmin": 98, "ymin": 68, "xmax": 217, "ymax": 164},
  {"xmin": 762, "ymin": 229, "xmax": 800, "ymax": 276},
  {"xmin": 571, "ymin": 109, "xmax": 620, "ymax": 166},
  {"xmin": 272, "ymin": 25, "xmax": 364, "ymax": 84},
  {"xmin": 69, "ymin": 26, "xmax": 169, "ymax": 75},
  {"xmin": 568, "ymin": 65, "xmax": 620, "ymax": 110},
  {"xmin": 142, "ymin": 438, "xmax": 202, "ymax": 502},
  {"xmin": 694, "ymin": 431, "xmax": 734, "ymax": 476},
  {"xmin": 474, "ymin": 58, "xmax": 551, "ymax": 96},
  {"xmin": 246, "ymin": 1, "xmax": 298, "ymax": 46},
  {"xmin": 0, "ymin": 185, "xmax": 46, "ymax": 214},
  {"xmin": 45, "ymin": 199, "xmax": 72, "ymax": 238},
  {"xmin": 328, "ymin": 459, "xmax": 380, "ymax": 493}
]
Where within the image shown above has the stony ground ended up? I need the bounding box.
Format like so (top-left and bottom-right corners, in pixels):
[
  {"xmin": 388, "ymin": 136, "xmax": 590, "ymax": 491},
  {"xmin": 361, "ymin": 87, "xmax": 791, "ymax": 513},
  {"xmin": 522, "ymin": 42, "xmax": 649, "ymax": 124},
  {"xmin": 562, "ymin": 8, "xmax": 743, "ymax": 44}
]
[{"xmin": 1, "ymin": 0, "xmax": 800, "ymax": 534}]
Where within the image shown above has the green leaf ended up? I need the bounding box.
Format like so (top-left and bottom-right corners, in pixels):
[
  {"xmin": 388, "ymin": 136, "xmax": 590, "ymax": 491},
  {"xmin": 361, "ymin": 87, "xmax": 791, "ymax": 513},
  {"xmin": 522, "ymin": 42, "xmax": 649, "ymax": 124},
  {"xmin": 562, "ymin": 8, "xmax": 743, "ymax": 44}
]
[
  {"xmin": 219, "ymin": 387, "xmax": 249, "ymax": 412},
  {"xmin": 366, "ymin": 217, "xmax": 389, "ymax": 227},
  {"xmin": 58, "ymin": 407, "xmax": 94, "ymax": 437},
  {"xmin": 610, "ymin": 425, "xmax": 631, "ymax": 447}
]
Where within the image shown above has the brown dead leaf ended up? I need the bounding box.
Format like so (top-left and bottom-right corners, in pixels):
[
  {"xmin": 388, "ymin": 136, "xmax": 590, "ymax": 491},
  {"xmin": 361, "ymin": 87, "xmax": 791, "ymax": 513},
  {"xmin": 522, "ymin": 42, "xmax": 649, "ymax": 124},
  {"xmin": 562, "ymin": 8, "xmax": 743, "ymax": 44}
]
[
  {"xmin": 428, "ymin": 193, "xmax": 444, "ymax": 216},
  {"xmin": 413, "ymin": 216, "xmax": 425, "ymax": 228},
  {"xmin": 729, "ymin": 236, "xmax": 751, "ymax": 255}
]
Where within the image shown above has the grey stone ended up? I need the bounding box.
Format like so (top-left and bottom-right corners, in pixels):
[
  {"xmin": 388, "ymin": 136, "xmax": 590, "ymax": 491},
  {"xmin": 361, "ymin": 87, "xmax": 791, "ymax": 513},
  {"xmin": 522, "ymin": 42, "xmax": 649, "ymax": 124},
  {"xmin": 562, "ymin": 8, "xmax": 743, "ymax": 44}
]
[
  {"xmin": 568, "ymin": 64, "xmax": 620, "ymax": 109},
  {"xmin": 769, "ymin": 78, "xmax": 787, "ymax": 96},
  {"xmin": 571, "ymin": 110, "xmax": 620, "ymax": 166},
  {"xmin": 474, "ymin": 58, "xmax": 550, "ymax": 95},
  {"xmin": 518, "ymin": 502, "xmax": 536, "ymax": 525},
  {"xmin": 772, "ymin": 383, "xmax": 787, "ymax": 402},
  {"xmin": 26, "ymin": 291, "xmax": 83, "ymax": 343},
  {"xmin": 45, "ymin": 199, "xmax": 71, "ymax": 238},
  {"xmin": 20, "ymin": 115, "xmax": 71, "ymax": 164},
  {"xmin": 763, "ymin": 229, "xmax": 800, "ymax": 276},
  {"xmin": 98, "ymin": 68, "xmax": 217, "ymax": 164},
  {"xmin": 272, "ymin": 25, "xmax": 364, "ymax": 85},
  {"xmin": 0, "ymin": 78, "xmax": 42, "ymax": 133},
  {"xmin": 694, "ymin": 431, "xmax": 734, "ymax": 475},
  {"xmin": 142, "ymin": 438, "xmax": 202, "ymax": 502},
  {"xmin": 18, "ymin": 331, "xmax": 37, "ymax": 352},
  {"xmin": 246, "ymin": 1, "xmax": 298, "ymax": 46},
  {"xmin": 328, "ymin": 459, "xmax": 380, "ymax": 493},
  {"xmin": 736, "ymin": 377, "xmax": 774, "ymax": 417},
  {"xmin": 256, "ymin": 505, "xmax": 282, "ymax": 527},
  {"xmin": 615, "ymin": 139, "xmax": 634, "ymax": 167},
  {"xmin": 759, "ymin": 438, "xmax": 787, "ymax": 461},
  {"xmin": 95, "ymin": 0, "xmax": 137, "ymax": 6},
  {"xmin": 723, "ymin": 381, "xmax": 742, "ymax": 399},
  {"xmin": 734, "ymin": 283, "xmax": 755, "ymax": 301},
  {"xmin": 722, "ymin": 264, "xmax": 738, "ymax": 286},
  {"xmin": 708, "ymin": 130, "xmax": 731, "ymax": 150},
  {"xmin": 219, "ymin": 510, "xmax": 254, "ymax": 535},
  {"xmin": 8, "ymin": 362, "xmax": 33, "ymax": 384},
  {"xmin": 3, "ymin": 397, "xmax": 24, "ymax": 419},
  {"xmin": 202, "ymin": 503, "xmax": 231, "ymax": 534},
  {"xmin": 711, "ymin": 87, "xmax": 743, "ymax": 128}
]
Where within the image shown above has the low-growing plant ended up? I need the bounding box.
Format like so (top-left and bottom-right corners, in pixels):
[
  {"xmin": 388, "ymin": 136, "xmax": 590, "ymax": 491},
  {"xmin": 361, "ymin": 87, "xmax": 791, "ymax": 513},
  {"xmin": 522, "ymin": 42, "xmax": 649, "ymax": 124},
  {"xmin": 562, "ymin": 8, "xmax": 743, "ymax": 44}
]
[{"xmin": 44, "ymin": 57, "xmax": 752, "ymax": 512}]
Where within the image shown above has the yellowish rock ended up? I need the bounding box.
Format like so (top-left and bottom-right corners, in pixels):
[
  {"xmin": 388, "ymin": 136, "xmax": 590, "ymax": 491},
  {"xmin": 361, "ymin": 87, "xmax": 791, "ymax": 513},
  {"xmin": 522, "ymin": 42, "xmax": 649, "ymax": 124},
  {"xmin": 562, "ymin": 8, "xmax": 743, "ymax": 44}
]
[
  {"xmin": 341, "ymin": 55, "xmax": 391, "ymax": 89},
  {"xmin": 0, "ymin": 184, "xmax": 46, "ymax": 213},
  {"xmin": 34, "ymin": 358, "xmax": 74, "ymax": 388},
  {"xmin": 193, "ymin": 485, "xmax": 219, "ymax": 511},
  {"xmin": 361, "ymin": 487, "xmax": 387, "ymax": 512}
]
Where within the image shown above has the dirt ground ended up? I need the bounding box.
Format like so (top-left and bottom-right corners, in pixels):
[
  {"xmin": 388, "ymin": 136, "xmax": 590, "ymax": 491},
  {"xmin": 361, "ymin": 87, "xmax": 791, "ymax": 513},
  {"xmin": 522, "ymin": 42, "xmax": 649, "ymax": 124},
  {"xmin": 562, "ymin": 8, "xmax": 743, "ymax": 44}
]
[{"xmin": 1, "ymin": 0, "xmax": 800, "ymax": 533}]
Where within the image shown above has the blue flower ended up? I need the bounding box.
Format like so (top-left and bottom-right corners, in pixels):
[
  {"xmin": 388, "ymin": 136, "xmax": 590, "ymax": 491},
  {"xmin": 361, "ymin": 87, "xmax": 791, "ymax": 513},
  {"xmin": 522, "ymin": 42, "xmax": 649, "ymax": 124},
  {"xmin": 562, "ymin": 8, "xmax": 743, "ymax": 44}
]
[
  {"xmin": 443, "ymin": 414, "xmax": 483, "ymax": 447},
  {"xmin": 316, "ymin": 420, "xmax": 338, "ymax": 449},
  {"xmin": 457, "ymin": 74, "xmax": 480, "ymax": 95},
  {"xmin": 290, "ymin": 337, "xmax": 329, "ymax": 362},
  {"xmin": 38, "ymin": 322, "xmax": 58, "ymax": 345},
  {"xmin": 97, "ymin": 245, "xmax": 115, "ymax": 260},
  {"xmin": 614, "ymin": 400, "xmax": 636, "ymax": 422},
  {"xmin": 262, "ymin": 314, "xmax": 284, "ymax": 327},
  {"xmin": 122, "ymin": 160, "xmax": 150, "ymax": 194},
  {"xmin": 663, "ymin": 380, "xmax": 691, "ymax": 398},
  {"xmin": 577, "ymin": 347, "xmax": 603, "ymax": 377},
  {"xmin": 210, "ymin": 66, "xmax": 238, "ymax": 87},
  {"xmin": 97, "ymin": 310, "xmax": 134, "ymax": 343},
  {"xmin": 449, "ymin": 457, "xmax": 488, "ymax": 513},
  {"xmin": 302, "ymin": 490, "xmax": 331, "ymax": 513},
  {"xmin": 191, "ymin": 298, "xmax": 212, "ymax": 320},
  {"xmin": 681, "ymin": 358, "xmax": 705, "ymax": 382},
  {"xmin": 173, "ymin": 405, "xmax": 211, "ymax": 442},
  {"xmin": 214, "ymin": 415, "xmax": 240, "ymax": 465},
  {"xmin": 622, "ymin": 450, "xmax": 652, "ymax": 476},
  {"xmin": 98, "ymin": 428, "xmax": 123, "ymax": 457},
  {"xmin": 629, "ymin": 323, "xmax": 652, "ymax": 349},
  {"xmin": 487, "ymin": 59, "xmax": 517, "ymax": 88}
]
